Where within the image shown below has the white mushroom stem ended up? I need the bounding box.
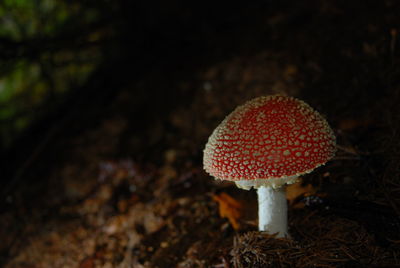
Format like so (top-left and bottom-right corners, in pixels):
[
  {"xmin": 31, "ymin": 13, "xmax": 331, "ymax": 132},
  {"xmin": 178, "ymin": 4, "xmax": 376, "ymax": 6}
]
[{"xmin": 257, "ymin": 186, "xmax": 288, "ymax": 238}]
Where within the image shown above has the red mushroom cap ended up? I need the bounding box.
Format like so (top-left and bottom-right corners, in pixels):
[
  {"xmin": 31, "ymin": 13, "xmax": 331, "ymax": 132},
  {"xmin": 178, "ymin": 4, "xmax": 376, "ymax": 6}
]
[{"xmin": 203, "ymin": 95, "xmax": 336, "ymax": 188}]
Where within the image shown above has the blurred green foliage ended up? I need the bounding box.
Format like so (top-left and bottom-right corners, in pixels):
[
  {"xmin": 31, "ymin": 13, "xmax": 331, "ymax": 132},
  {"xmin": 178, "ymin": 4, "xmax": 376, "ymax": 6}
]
[
  {"xmin": 0, "ymin": 0, "xmax": 108, "ymax": 148},
  {"xmin": 0, "ymin": 0, "xmax": 100, "ymax": 40}
]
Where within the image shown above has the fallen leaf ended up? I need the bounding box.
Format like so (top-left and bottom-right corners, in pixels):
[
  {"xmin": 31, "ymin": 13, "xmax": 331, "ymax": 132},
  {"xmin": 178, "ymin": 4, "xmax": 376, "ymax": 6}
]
[
  {"xmin": 338, "ymin": 118, "xmax": 373, "ymax": 130},
  {"xmin": 212, "ymin": 192, "xmax": 243, "ymax": 230},
  {"xmin": 79, "ymin": 257, "xmax": 95, "ymax": 268},
  {"xmin": 286, "ymin": 181, "xmax": 317, "ymax": 208},
  {"xmin": 283, "ymin": 64, "xmax": 298, "ymax": 81}
]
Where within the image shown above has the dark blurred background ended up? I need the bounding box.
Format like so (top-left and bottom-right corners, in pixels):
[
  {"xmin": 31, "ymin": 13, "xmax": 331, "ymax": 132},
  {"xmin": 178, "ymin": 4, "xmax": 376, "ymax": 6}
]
[
  {"xmin": 0, "ymin": 0, "xmax": 261, "ymax": 192},
  {"xmin": 1, "ymin": 0, "xmax": 399, "ymax": 200}
]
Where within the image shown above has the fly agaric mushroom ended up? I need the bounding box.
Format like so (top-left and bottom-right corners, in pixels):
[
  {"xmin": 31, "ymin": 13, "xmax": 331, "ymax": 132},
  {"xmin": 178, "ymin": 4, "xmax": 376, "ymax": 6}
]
[{"xmin": 203, "ymin": 95, "xmax": 336, "ymax": 237}]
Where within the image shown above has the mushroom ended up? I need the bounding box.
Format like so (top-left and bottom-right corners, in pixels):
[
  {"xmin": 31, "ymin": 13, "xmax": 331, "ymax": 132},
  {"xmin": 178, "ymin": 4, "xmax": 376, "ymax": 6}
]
[{"xmin": 203, "ymin": 95, "xmax": 336, "ymax": 237}]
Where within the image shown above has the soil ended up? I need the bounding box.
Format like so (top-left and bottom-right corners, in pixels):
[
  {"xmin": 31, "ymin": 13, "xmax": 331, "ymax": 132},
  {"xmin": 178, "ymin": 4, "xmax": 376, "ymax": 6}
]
[{"xmin": 1, "ymin": 1, "xmax": 400, "ymax": 267}]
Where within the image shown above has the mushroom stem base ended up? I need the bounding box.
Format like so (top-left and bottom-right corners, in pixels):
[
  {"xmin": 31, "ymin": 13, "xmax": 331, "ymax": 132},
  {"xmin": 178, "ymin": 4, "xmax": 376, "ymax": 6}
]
[{"xmin": 257, "ymin": 186, "xmax": 288, "ymax": 237}]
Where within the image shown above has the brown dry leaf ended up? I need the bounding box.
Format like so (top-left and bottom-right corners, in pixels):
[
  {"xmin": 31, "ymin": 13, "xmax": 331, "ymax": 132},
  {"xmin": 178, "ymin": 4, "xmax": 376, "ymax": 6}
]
[
  {"xmin": 104, "ymin": 215, "xmax": 128, "ymax": 235},
  {"xmin": 286, "ymin": 181, "xmax": 317, "ymax": 208},
  {"xmin": 338, "ymin": 118, "xmax": 373, "ymax": 130},
  {"xmin": 79, "ymin": 257, "xmax": 95, "ymax": 268},
  {"xmin": 212, "ymin": 192, "xmax": 243, "ymax": 230},
  {"xmin": 283, "ymin": 64, "xmax": 298, "ymax": 81}
]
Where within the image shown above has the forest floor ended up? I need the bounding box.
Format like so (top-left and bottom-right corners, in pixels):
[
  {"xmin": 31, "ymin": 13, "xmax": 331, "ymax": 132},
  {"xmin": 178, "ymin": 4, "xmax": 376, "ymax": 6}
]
[{"xmin": 2, "ymin": 1, "xmax": 400, "ymax": 267}]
